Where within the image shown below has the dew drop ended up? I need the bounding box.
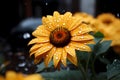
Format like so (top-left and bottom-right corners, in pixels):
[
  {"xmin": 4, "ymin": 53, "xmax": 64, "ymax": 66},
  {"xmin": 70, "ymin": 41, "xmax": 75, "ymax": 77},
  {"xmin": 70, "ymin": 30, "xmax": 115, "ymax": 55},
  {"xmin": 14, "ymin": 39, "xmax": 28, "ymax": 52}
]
[
  {"xmin": 63, "ymin": 23, "xmax": 65, "ymax": 25},
  {"xmin": 56, "ymin": 57, "xmax": 58, "ymax": 60},
  {"xmin": 45, "ymin": 2, "xmax": 48, "ymax": 6},
  {"xmin": 57, "ymin": 20, "xmax": 59, "ymax": 22},
  {"xmin": 81, "ymin": 36, "xmax": 84, "ymax": 39},
  {"xmin": 117, "ymin": 13, "xmax": 120, "ymax": 18},
  {"xmin": 78, "ymin": 31, "xmax": 82, "ymax": 33},
  {"xmin": 66, "ymin": 46, "xmax": 70, "ymax": 48}
]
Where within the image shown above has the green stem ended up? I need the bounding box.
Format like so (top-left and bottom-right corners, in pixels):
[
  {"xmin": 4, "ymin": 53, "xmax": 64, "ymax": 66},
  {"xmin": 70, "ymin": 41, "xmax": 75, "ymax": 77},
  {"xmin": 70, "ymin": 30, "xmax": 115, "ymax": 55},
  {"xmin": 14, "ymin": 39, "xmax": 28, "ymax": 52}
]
[
  {"xmin": 86, "ymin": 53, "xmax": 91, "ymax": 73},
  {"xmin": 78, "ymin": 62, "xmax": 88, "ymax": 80},
  {"xmin": 91, "ymin": 56, "xmax": 97, "ymax": 79}
]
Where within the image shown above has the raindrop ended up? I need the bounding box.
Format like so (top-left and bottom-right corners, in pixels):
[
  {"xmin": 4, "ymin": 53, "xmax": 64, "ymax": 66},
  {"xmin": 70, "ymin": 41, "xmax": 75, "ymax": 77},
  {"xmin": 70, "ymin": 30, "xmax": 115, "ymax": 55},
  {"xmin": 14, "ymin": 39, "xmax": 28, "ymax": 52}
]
[
  {"xmin": 113, "ymin": 59, "xmax": 117, "ymax": 62},
  {"xmin": 116, "ymin": 13, "xmax": 120, "ymax": 18},
  {"xmin": 57, "ymin": 20, "xmax": 59, "ymax": 22},
  {"xmin": 82, "ymin": 46, "xmax": 85, "ymax": 49},
  {"xmin": 24, "ymin": 68, "xmax": 28, "ymax": 71},
  {"xmin": 23, "ymin": 32, "xmax": 31, "ymax": 39},
  {"xmin": 66, "ymin": 46, "xmax": 70, "ymax": 48},
  {"xmin": 63, "ymin": 23, "xmax": 65, "ymax": 26},
  {"xmin": 78, "ymin": 31, "xmax": 82, "ymax": 33},
  {"xmin": 45, "ymin": 2, "xmax": 48, "ymax": 6},
  {"xmin": 56, "ymin": 57, "xmax": 58, "ymax": 60},
  {"xmin": 81, "ymin": 36, "xmax": 84, "ymax": 39},
  {"xmin": 18, "ymin": 62, "xmax": 26, "ymax": 67}
]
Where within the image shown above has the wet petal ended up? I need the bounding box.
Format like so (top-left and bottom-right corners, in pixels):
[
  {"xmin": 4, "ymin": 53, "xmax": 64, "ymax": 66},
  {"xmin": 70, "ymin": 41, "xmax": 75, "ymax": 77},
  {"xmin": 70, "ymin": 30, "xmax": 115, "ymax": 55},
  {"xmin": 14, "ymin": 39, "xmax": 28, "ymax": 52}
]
[
  {"xmin": 42, "ymin": 16, "xmax": 55, "ymax": 31},
  {"xmin": 24, "ymin": 74, "xmax": 44, "ymax": 80},
  {"xmin": 6, "ymin": 71, "xmax": 17, "ymax": 80},
  {"xmin": 71, "ymin": 23, "xmax": 93, "ymax": 36},
  {"xmin": 71, "ymin": 34, "xmax": 94, "ymax": 41},
  {"xmin": 28, "ymin": 37, "xmax": 49, "ymax": 45},
  {"xmin": 53, "ymin": 11, "xmax": 60, "ymax": 17},
  {"xmin": 68, "ymin": 17, "xmax": 82, "ymax": 31},
  {"xmin": 44, "ymin": 47, "xmax": 56, "ymax": 67},
  {"xmin": 29, "ymin": 43, "xmax": 49, "ymax": 57},
  {"xmin": 34, "ymin": 43, "xmax": 53, "ymax": 58},
  {"xmin": 34, "ymin": 57, "xmax": 42, "ymax": 64},
  {"xmin": 67, "ymin": 54, "xmax": 77, "ymax": 66},
  {"xmin": 61, "ymin": 49, "xmax": 67, "ymax": 67},
  {"xmin": 63, "ymin": 12, "xmax": 73, "ymax": 29},
  {"xmin": 69, "ymin": 42, "xmax": 91, "ymax": 52},
  {"xmin": 29, "ymin": 44, "xmax": 44, "ymax": 53},
  {"xmin": 53, "ymin": 48, "xmax": 62, "ymax": 68},
  {"xmin": 64, "ymin": 45, "xmax": 76, "ymax": 57},
  {"xmin": 32, "ymin": 25, "xmax": 50, "ymax": 37}
]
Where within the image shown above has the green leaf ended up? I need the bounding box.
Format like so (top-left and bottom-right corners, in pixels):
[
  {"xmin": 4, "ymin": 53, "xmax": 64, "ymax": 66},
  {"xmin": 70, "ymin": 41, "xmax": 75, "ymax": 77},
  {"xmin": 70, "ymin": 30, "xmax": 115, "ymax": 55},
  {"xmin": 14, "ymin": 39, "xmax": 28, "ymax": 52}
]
[
  {"xmin": 98, "ymin": 55, "xmax": 111, "ymax": 64},
  {"xmin": 95, "ymin": 72, "xmax": 107, "ymax": 80},
  {"xmin": 36, "ymin": 61, "xmax": 54, "ymax": 73},
  {"xmin": 95, "ymin": 40, "xmax": 112, "ymax": 56},
  {"xmin": 93, "ymin": 31, "xmax": 104, "ymax": 43},
  {"xmin": 41, "ymin": 70, "xmax": 82, "ymax": 80},
  {"xmin": 75, "ymin": 50, "xmax": 90, "ymax": 61},
  {"xmin": 107, "ymin": 59, "xmax": 120, "ymax": 80}
]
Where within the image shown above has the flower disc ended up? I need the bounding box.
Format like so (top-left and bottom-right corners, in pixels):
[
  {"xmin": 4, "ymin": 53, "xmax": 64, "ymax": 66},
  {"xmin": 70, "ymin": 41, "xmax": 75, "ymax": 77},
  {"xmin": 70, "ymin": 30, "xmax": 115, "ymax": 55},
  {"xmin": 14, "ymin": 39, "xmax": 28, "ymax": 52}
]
[{"xmin": 50, "ymin": 27, "xmax": 71, "ymax": 47}]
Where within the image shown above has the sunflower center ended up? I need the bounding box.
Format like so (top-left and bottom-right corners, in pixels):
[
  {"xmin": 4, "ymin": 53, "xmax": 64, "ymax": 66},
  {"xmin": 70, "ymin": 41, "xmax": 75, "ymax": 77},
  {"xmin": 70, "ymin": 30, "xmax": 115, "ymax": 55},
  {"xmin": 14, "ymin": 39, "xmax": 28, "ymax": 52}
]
[
  {"xmin": 50, "ymin": 27, "xmax": 71, "ymax": 47},
  {"xmin": 103, "ymin": 19, "xmax": 113, "ymax": 25}
]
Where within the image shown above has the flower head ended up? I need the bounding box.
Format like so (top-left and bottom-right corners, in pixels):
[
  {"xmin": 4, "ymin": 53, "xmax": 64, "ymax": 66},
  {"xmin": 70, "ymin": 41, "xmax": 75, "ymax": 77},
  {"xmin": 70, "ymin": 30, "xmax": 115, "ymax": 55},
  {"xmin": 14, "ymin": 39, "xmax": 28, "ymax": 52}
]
[
  {"xmin": 28, "ymin": 11, "xmax": 94, "ymax": 68},
  {"xmin": 0, "ymin": 71, "xmax": 44, "ymax": 80},
  {"xmin": 96, "ymin": 13, "xmax": 120, "ymax": 54}
]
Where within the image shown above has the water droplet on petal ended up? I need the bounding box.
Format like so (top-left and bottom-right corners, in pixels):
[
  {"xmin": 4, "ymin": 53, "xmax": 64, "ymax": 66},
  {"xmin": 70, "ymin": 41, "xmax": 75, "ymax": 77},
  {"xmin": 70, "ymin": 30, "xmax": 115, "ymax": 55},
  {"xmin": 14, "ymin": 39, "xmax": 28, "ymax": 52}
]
[
  {"xmin": 66, "ymin": 46, "xmax": 70, "ymax": 48},
  {"xmin": 78, "ymin": 31, "xmax": 82, "ymax": 33},
  {"xmin": 56, "ymin": 57, "xmax": 58, "ymax": 60},
  {"xmin": 81, "ymin": 36, "xmax": 84, "ymax": 39},
  {"xmin": 63, "ymin": 23, "xmax": 65, "ymax": 26}
]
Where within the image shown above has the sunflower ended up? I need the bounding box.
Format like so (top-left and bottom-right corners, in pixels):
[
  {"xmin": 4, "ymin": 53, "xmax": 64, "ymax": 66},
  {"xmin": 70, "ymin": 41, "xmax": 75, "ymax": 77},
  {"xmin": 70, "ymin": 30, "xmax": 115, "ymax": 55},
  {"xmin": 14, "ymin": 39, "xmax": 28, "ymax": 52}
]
[
  {"xmin": 28, "ymin": 11, "xmax": 94, "ymax": 69},
  {"xmin": 96, "ymin": 13, "xmax": 120, "ymax": 54},
  {"xmin": 0, "ymin": 71, "xmax": 44, "ymax": 80}
]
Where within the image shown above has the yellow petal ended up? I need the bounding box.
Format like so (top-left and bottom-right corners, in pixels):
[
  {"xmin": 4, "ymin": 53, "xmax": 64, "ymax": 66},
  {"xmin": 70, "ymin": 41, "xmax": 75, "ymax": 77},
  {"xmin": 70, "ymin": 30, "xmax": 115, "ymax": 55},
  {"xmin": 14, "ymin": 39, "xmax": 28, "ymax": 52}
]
[
  {"xmin": 42, "ymin": 16, "xmax": 55, "ymax": 31},
  {"xmin": 34, "ymin": 43, "xmax": 53, "ymax": 58},
  {"xmin": 29, "ymin": 44, "xmax": 44, "ymax": 53},
  {"xmin": 24, "ymin": 74, "xmax": 44, "ymax": 80},
  {"xmin": 6, "ymin": 71, "xmax": 17, "ymax": 80},
  {"xmin": 17, "ymin": 73, "xmax": 24, "ymax": 80},
  {"xmin": 71, "ymin": 34, "xmax": 94, "ymax": 41},
  {"xmin": 30, "ymin": 44, "xmax": 45, "ymax": 57},
  {"xmin": 67, "ymin": 54, "xmax": 77, "ymax": 66},
  {"xmin": 28, "ymin": 37, "xmax": 49, "ymax": 45},
  {"xmin": 61, "ymin": 49, "xmax": 67, "ymax": 67},
  {"xmin": 68, "ymin": 17, "xmax": 82, "ymax": 31},
  {"xmin": 53, "ymin": 11, "xmax": 60, "ymax": 17},
  {"xmin": 69, "ymin": 42, "xmax": 91, "ymax": 52},
  {"xmin": 34, "ymin": 53, "xmax": 47, "ymax": 64},
  {"xmin": 0, "ymin": 76, "xmax": 4, "ymax": 80},
  {"xmin": 53, "ymin": 48, "xmax": 62, "ymax": 68},
  {"xmin": 44, "ymin": 47, "xmax": 56, "ymax": 67},
  {"xmin": 32, "ymin": 25, "xmax": 50, "ymax": 37},
  {"xmin": 64, "ymin": 45, "xmax": 76, "ymax": 57},
  {"xmin": 71, "ymin": 23, "xmax": 93, "ymax": 36}
]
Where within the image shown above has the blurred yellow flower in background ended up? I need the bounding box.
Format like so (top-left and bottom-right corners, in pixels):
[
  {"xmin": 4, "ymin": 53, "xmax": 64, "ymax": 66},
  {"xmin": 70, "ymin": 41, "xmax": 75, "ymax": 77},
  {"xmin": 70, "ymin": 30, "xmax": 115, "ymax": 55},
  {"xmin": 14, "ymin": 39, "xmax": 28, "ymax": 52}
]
[
  {"xmin": 28, "ymin": 11, "xmax": 94, "ymax": 69},
  {"xmin": 0, "ymin": 71, "xmax": 44, "ymax": 80},
  {"xmin": 74, "ymin": 12, "xmax": 120, "ymax": 54},
  {"xmin": 96, "ymin": 13, "xmax": 120, "ymax": 53}
]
